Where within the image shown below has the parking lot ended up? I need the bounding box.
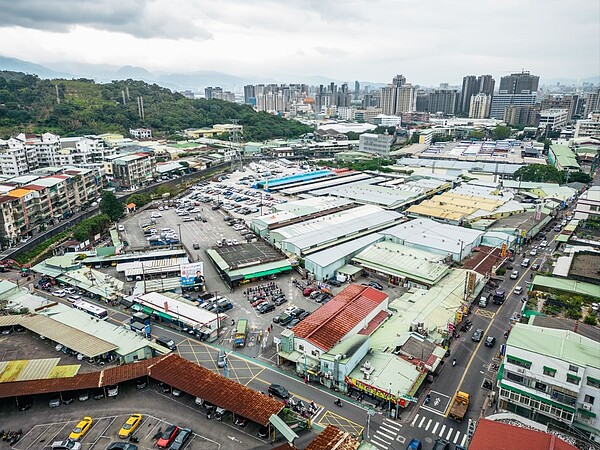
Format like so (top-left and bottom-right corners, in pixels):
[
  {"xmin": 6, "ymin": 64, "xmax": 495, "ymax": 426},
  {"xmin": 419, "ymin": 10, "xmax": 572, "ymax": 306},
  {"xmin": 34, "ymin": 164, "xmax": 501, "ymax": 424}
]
[{"xmin": 2, "ymin": 381, "xmax": 275, "ymax": 450}]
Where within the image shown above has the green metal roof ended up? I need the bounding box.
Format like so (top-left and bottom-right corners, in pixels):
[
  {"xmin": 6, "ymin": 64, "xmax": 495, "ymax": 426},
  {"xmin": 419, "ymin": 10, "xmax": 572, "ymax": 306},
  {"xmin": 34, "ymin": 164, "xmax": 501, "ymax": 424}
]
[
  {"xmin": 550, "ymin": 145, "xmax": 580, "ymax": 169},
  {"xmin": 532, "ymin": 275, "xmax": 600, "ymax": 299},
  {"xmin": 352, "ymin": 241, "xmax": 450, "ymax": 285},
  {"xmin": 508, "ymin": 323, "xmax": 600, "ymax": 370},
  {"xmin": 227, "ymin": 259, "xmax": 292, "ymax": 279}
]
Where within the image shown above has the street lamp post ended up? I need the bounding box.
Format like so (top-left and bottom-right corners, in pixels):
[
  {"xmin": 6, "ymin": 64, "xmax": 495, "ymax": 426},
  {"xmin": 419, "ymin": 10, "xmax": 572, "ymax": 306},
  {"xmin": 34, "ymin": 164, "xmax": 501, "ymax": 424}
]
[
  {"xmin": 388, "ymin": 382, "xmax": 392, "ymax": 417},
  {"xmin": 303, "ymin": 351, "xmax": 307, "ymax": 383}
]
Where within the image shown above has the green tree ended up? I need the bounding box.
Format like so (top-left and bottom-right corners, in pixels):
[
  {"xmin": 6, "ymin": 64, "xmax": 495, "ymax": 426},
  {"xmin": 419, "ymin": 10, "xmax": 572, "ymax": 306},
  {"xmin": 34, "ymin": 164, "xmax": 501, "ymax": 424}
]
[
  {"xmin": 100, "ymin": 191, "xmax": 123, "ymax": 222},
  {"xmin": 492, "ymin": 125, "xmax": 511, "ymax": 140},
  {"xmin": 566, "ymin": 171, "xmax": 592, "ymax": 184},
  {"xmin": 127, "ymin": 192, "xmax": 152, "ymax": 207},
  {"xmin": 514, "ymin": 164, "xmax": 564, "ymax": 183},
  {"xmin": 468, "ymin": 130, "xmax": 486, "ymax": 140},
  {"xmin": 583, "ymin": 313, "xmax": 598, "ymax": 326}
]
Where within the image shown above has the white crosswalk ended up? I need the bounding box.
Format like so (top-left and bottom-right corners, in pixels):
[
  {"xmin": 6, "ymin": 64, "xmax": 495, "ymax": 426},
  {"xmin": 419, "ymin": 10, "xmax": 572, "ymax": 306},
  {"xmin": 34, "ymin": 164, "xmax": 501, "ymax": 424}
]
[
  {"xmin": 410, "ymin": 413, "xmax": 468, "ymax": 447},
  {"xmin": 370, "ymin": 418, "xmax": 402, "ymax": 449}
]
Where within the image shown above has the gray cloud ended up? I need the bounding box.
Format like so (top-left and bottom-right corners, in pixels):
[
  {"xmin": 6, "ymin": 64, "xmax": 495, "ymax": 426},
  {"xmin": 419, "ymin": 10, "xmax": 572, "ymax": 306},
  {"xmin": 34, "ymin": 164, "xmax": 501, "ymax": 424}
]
[{"xmin": 0, "ymin": 0, "xmax": 212, "ymax": 40}]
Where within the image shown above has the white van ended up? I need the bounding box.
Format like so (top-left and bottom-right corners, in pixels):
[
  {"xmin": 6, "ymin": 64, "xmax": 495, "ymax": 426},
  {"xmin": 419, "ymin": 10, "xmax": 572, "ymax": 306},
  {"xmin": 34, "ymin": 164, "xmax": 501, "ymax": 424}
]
[
  {"xmin": 479, "ymin": 296, "xmax": 488, "ymax": 308},
  {"xmin": 521, "ymin": 258, "xmax": 531, "ymax": 268},
  {"xmin": 68, "ymin": 295, "xmax": 82, "ymax": 303},
  {"xmin": 514, "ymin": 286, "xmax": 523, "ymax": 295}
]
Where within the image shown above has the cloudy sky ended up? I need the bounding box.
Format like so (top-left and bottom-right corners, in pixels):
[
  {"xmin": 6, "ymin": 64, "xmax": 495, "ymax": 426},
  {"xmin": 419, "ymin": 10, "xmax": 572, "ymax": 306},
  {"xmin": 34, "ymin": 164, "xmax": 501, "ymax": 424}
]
[{"xmin": 0, "ymin": 0, "xmax": 598, "ymax": 85}]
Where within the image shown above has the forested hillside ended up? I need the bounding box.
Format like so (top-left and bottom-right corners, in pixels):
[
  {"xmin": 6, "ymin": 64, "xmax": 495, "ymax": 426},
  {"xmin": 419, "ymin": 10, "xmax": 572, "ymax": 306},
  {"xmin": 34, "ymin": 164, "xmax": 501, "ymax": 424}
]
[{"xmin": 0, "ymin": 71, "xmax": 312, "ymax": 140}]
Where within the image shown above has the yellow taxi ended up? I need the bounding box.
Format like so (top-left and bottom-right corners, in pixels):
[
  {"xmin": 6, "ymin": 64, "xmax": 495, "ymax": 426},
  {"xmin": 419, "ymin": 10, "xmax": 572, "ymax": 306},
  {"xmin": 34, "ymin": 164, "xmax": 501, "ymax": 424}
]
[
  {"xmin": 118, "ymin": 414, "xmax": 143, "ymax": 439},
  {"xmin": 69, "ymin": 416, "xmax": 93, "ymax": 441}
]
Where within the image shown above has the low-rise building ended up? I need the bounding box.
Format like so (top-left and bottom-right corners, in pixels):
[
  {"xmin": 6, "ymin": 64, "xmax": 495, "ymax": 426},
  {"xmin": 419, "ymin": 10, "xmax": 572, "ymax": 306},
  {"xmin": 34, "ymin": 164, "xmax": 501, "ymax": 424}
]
[
  {"xmin": 549, "ymin": 145, "xmax": 581, "ymax": 172},
  {"xmin": 498, "ymin": 323, "xmax": 600, "ymax": 443},
  {"xmin": 358, "ymin": 133, "xmax": 394, "ymax": 157},
  {"xmin": 539, "ymin": 109, "xmax": 569, "ymax": 130},
  {"xmin": 108, "ymin": 152, "xmax": 156, "ymax": 188},
  {"xmin": 129, "ymin": 128, "xmax": 152, "ymax": 140},
  {"xmin": 575, "ymin": 113, "xmax": 600, "ymax": 139},
  {"xmin": 575, "ymin": 186, "xmax": 600, "ymax": 221}
]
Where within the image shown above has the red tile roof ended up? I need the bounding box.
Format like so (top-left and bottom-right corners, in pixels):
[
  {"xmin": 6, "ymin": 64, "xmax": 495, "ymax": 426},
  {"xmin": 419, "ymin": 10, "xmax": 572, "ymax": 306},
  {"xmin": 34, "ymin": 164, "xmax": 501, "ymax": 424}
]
[
  {"xmin": 462, "ymin": 246, "xmax": 506, "ymax": 276},
  {"xmin": 22, "ymin": 184, "xmax": 46, "ymax": 191},
  {"xmin": 0, "ymin": 354, "xmax": 282, "ymax": 426},
  {"xmin": 469, "ymin": 419, "xmax": 577, "ymax": 450},
  {"xmin": 148, "ymin": 354, "xmax": 283, "ymax": 426},
  {"xmin": 292, "ymin": 284, "xmax": 387, "ymax": 351},
  {"xmin": 358, "ymin": 310, "xmax": 389, "ymax": 336},
  {"xmin": 305, "ymin": 425, "xmax": 360, "ymax": 450}
]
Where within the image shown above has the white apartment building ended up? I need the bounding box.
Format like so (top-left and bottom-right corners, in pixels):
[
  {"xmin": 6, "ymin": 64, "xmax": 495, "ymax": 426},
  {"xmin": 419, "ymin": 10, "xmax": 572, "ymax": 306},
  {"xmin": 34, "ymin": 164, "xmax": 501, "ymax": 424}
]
[
  {"xmin": 57, "ymin": 136, "xmax": 114, "ymax": 168},
  {"xmin": 396, "ymin": 84, "xmax": 417, "ymax": 113},
  {"xmin": 129, "ymin": 128, "xmax": 153, "ymax": 140},
  {"xmin": 575, "ymin": 113, "xmax": 600, "ymax": 139},
  {"xmin": 358, "ymin": 133, "xmax": 394, "ymax": 157},
  {"xmin": 499, "ymin": 323, "xmax": 600, "ymax": 443},
  {"xmin": 337, "ymin": 107, "xmax": 356, "ymax": 121},
  {"xmin": 538, "ymin": 109, "xmax": 569, "ymax": 130},
  {"xmin": 0, "ymin": 138, "xmax": 38, "ymax": 176},
  {"xmin": 469, "ymin": 93, "xmax": 491, "ymax": 119}
]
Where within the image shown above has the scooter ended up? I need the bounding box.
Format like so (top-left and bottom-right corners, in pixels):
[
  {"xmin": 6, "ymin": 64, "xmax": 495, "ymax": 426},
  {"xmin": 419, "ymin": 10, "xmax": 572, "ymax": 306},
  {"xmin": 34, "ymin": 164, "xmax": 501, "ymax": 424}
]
[
  {"xmin": 334, "ymin": 399, "xmax": 343, "ymax": 407},
  {"xmin": 424, "ymin": 393, "xmax": 431, "ymax": 405},
  {"xmin": 452, "ymin": 358, "xmax": 457, "ymax": 367}
]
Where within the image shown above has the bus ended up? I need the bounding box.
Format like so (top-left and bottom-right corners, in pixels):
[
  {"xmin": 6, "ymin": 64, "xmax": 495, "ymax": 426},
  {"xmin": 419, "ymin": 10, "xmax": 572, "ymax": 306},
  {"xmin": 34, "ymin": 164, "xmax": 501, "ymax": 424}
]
[
  {"xmin": 72, "ymin": 300, "xmax": 108, "ymax": 320},
  {"xmin": 233, "ymin": 319, "xmax": 248, "ymax": 348}
]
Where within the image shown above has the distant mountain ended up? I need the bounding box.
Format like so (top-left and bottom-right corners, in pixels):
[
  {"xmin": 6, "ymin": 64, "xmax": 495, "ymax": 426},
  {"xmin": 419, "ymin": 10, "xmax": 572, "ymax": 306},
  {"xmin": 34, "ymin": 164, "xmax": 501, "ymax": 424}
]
[
  {"xmin": 541, "ymin": 76, "xmax": 600, "ymax": 86},
  {"xmin": 0, "ymin": 56, "xmax": 73, "ymax": 79}
]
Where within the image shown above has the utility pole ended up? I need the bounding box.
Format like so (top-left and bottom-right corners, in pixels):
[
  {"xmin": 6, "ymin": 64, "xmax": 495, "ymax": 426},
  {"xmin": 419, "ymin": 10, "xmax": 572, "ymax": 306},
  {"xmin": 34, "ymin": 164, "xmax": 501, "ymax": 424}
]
[{"xmin": 229, "ymin": 119, "xmax": 243, "ymax": 172}]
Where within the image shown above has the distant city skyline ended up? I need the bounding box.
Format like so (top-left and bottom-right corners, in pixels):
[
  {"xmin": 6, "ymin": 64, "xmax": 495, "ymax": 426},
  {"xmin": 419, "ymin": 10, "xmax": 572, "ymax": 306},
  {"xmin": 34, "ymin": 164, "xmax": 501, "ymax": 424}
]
[{"xmin": 0, "ymin": 0, "xmax": 598, "ymax": 86}]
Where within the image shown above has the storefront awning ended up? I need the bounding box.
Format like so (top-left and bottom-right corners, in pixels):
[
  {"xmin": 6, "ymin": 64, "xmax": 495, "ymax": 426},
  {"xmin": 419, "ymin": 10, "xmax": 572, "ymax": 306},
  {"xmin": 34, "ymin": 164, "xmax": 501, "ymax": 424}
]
[
  {"xmin": 244, "ymin": 266, "xmax": 291, "ymax": 280},
  {"xmin": 337, "ymin": 264, "xmax": 362, "ymax": 276}
]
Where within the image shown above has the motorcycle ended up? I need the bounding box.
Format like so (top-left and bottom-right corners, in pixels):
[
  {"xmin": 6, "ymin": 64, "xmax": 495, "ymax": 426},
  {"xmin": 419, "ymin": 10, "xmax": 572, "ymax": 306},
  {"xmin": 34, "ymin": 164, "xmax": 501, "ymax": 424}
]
[
  {"xmin": 334, "ymin": 399, "xmax": 343, "ymax": 407},
  {"xmin": 452, "ymin": 358, "xmax": 457, "ymax": 367},
  {"xmin": 424, "ymin": 393, "xmax": 431, "ymax": 405}
]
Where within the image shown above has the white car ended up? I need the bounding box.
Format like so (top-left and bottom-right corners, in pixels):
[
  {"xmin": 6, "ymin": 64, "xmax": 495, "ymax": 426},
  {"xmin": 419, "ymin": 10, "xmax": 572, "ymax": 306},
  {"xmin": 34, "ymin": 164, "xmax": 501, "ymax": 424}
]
[
  {"xmin": 510, "ymin": 270, "xmax": 519, "ymax": 280},
  {"xmin": 226, "ymin": 239, "xmax": 233, "ymax": 246},
  {"xmin": 539, "ymin": 240, "xmax": 548, "ymax": 247},
  {"xmin": 529, "ymin": 249, "xmax": 537, "ymax": 256},
  {"xmin": 53, "ymin": 290, "xmax": 66, "ymax": 298},
  {"xmin": 117, "ymin": 225, "xmax": 125, "ymax": 231},
  {"xmin": 150, "ymin": 212, "xmax": 162, "ymax": 218},
  {"xmin": 232, "ymin": 239, "xmax": 239, "ymax": 245}
]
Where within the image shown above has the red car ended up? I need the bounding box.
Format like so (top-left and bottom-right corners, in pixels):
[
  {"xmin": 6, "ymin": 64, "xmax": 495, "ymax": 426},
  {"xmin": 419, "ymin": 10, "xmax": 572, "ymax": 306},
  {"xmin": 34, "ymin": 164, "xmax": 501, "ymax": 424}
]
[
  {"xmin": 303, "ymin": 287, "xmax": 315, "ymax": 297},
  {"xmin": 157, "ymin": 425, "xmax": 179, "ymax": 448},
  {"xmin": 252, "ymin": 299, "xmax": 268, "ymax": 308}
]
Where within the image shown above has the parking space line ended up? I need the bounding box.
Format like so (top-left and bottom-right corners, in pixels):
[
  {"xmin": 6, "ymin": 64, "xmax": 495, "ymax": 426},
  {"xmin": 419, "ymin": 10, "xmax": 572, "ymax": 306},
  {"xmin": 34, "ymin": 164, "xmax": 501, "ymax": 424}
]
[{"xmin": 19, "ymin": 424, "xmax": 53, "ymax": 450}]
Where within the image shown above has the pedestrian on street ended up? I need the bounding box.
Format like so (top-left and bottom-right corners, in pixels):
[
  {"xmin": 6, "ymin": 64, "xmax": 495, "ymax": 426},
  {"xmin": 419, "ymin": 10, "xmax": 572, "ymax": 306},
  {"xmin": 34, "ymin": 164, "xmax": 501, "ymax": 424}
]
[{"xmin": 231, "ymin": 318, "xmax": 235, "ymax": 326}]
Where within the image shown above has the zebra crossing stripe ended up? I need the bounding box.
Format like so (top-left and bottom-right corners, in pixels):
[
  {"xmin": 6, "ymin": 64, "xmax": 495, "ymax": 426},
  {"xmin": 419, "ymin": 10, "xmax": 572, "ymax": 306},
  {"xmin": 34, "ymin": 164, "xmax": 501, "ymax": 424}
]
[
  {"xmin": 425, "ymin": 419, "xmax": 432, "ymax": 431},
  {"xmin": 411, "ymin": 414, "xmax": 419, "ymax": 427},
  {"xmin": 446, "ymin": 427, "xmax": 454, "ymax": 440},
  {"xmin": 370, "ymin": 438, "xmax": 388, "ymax": 450},
  {"xmin": 375, "ymin": 428, "xmax": 396, "ymax": 441},
  {"xmin": 432, "ymin": 422, "xmax": 439, "ymax": 434},
  {"xmin": 461, "ymin": 435, "xmax": 468, "ymax": 447},
  {"xmin": 453, "ymin": 430, "xmax": 461, "ymax": 444},
  {"xmin": 372, "ymin": 433, "xmax": 392, "ymax": 446},
  {"xmin": 418, "ymin": 416, "xmax": 426, "ymax": 428},
  {"xmin": 383, "ymin": 419, "xmax": 401, "ymax": 431},
  {"xmin": 439, "ymin": 424, "xmax": 446, "ymax": 436}
]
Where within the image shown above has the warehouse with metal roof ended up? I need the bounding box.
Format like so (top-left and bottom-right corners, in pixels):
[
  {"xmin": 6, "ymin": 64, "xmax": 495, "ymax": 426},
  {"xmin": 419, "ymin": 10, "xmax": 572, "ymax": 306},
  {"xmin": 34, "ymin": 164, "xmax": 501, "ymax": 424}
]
[
  {"xmin": 380, "ymin": 218, "xmax": 484, "ymax": 261},
  {"xmin": 277, "ymin": 205, "xmax": 404, "ymax": 257},
  {"xmin": 352, "ymin": 241, "xmax": 451, "ymax": 288}
]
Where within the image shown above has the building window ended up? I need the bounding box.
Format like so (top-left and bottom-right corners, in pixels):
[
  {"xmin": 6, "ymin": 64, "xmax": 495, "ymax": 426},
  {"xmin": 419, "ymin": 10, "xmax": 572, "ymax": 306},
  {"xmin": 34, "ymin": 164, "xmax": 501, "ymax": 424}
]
[
  {"xmin": 584, "ymin": 395, "xmax": 595, "ymax": 405},
  {"xmin": 311, "ymin": 350, "xmax": 318, "ymax": 357},
  {"xmin": 568, "ymin": 365, "xmax": 579, "ymax": 373},
  {"xmin": 587, "ymin": 377, "xmax": 600, "ymax": 389},
  {"xmin": 506, "ymin": 371, "xmax": 525, "ymax": 385},
  {"xmin": 543, "ymin": 366, "xmax": 557, "ymax": 377},
  {"xmin": 551, "ymin": 390, "xmax": 577, "ymax": 407},
  {"xmin": 534, "ymin": 381, "xmax": 548, "ymax": 393},
  {"xmin": 506, "ymin": 355, "xmax": 532, "ymax": 370},
  {"xmin": 298, "ymin": 344, "xmax": 304, "ymax": 351},
  {"xmin": 566, "ymin": 374, "xmax": 580, "ymax": 385}
]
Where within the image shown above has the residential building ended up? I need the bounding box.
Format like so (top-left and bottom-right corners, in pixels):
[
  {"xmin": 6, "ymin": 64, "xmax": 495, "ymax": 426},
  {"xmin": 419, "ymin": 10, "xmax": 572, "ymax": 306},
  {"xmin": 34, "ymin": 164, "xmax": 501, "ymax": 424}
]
[
  {"xmin": 428, "ymin": 89, "xmax": 458, "ymax": 115},
  {"xmin": 373, "ymin": 114, "xmax": 401, "ymax": 127},
  {"xmin": 396, "ymin": 84, "xmax": 417, "ymax": 113},
  {"xmin": 469, "ymin": 93, "xmax": 492, "ymax": 119},
  {"xmin": 109, "ymin": 152, "xmax": 156, "ymax": 188},
  {"xmin": 498, "ymin": 323, "xmax": 600, "ymax": 444},
  {"xmin": 460, "ymin": 75, "xmax": 478, "ymax": 114},
  {"xmin": 358, "ymin": 132, "xmax": 394, "ymax": 157},
  {"xmin": 381, "ymin": 85, "xmax": 396, "ymax": 115},
  {"xmin": 539, "ymin": 109, "xmax": 569, "ymax": 130},
  {"xmin": 355, "ymin": 107, "xmax": 383, "ymax": 124},
  {"xmin": 584, "ymin": 88, "xmax": 600, "ymax": 118},
  {"xmin": 575, "ymin": 113, "xmax": 600, "ymax": 139},
  {"xmin": 204, "ymin": 86, "xmax": 223, "ymax": 100},
  {"xmin": 541, "ymin": 94, "xmax": 580, "ymax": 121},
  {"xmin": 504, "ymin": 104, "xmax": 540, "ymax": 127},
  {"xmin": 129, "ymin": 128, "xmax": 152, "ymax": 140},
  {"xmin": 574, "ymin": 185, "xmax": 600, "ymax": 221},
  {"xmin": 0, "ymin": 138, "xmax": 38, "ymax": 176}
]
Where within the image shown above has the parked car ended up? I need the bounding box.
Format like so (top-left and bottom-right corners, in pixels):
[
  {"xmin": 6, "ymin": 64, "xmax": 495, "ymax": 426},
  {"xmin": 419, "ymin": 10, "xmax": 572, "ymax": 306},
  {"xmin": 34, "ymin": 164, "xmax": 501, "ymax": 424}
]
[
  {"xmin": 51, "ymin": 441, "xmax": 81, "ymax": 450},
  {"xmin": 170, "ymin": 428, "xmax": 192, "ymax": 450},
  {"xmin": 157, "ymin": 425, "xmax": 179, "ymax": 448},
  {"xmin": 69, "ymin": 416, "xmax": 93, "ymax": 441},
  {"xmin": 107, "ymin": 385, "xmax": 119, "ymax": 397},
  {"xmin": 49, "ymin": 397, "xmax": 61, "ymax": 408},
  {"xmin": 118, "ymin": 414, "xmax": 143, "ymax": 438},
  {"xmin": 107, "ymin": 443, "xmax": 137, "ymax": 450},
  {"xmin": 273, "ymin": 296, "xmax": 287, "ymax": 306},
  {"xmin": 193, "ymin": 243, "xmax": 200, "ymax": 250},
  {"xmin": 368, "ymin": 281, "xmax": 384, "ymax": 290},
  {"xmin": 258, "ymin": 303, "xmax": 275, "ymax": 314},
  {"xmin": 478, "ymin": 296, "xmax": 488, "ymax": 308},
  {"xmin": 268, "ymin": 384, "xmax": 289, "ymax": 399}
]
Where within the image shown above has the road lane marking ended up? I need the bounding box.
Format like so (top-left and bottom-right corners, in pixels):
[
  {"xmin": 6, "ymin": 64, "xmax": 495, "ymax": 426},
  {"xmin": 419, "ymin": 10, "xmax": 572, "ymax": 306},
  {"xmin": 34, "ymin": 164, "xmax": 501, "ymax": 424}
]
[
  {"xmin": 446, "ymin": 427, "xmax": 453, "ymax": 440},
  {"xmin": 411, "ymin": 414, "xmax": 419, "ymax": 427},
  {"xmin": 372, "ymin": 434, "xmax": 392, "ymax": 446},
  {"xmin": 383, "ymin": 419, "xmax": 401, "ymax": 431},
  {"xmin": 454, "ymin": 430, "xmax": 461, "ymax": 443},
  {"xmin": 432, "ymin": 422, "xmax": 439, "ymax": 434},
  {"xmin": 425, "ymin": 419, "xmax": 432, "ymax": 431},
  {"xmin": 439, "ymin": 424, "xmax": 446, "ymax": 436},
  {"xmin": 370, "ymin": 439, "xmax": 388, "ymax": 449},
  {"xmin": 418, "ymin": 416, "xmax": 426, "ymax": 428},
  {"xmin": 461, "ymin": 435, "xmax": 468, "ymax": 447}
]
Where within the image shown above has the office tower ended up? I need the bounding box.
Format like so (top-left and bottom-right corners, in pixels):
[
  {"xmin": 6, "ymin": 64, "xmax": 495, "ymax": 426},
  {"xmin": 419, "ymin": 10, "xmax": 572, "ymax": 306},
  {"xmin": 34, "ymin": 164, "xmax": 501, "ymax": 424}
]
[
  {"xmin": 504, "ymin": 105, "xmax": 539, "ymax": 127},
  {"xmin": 469, "ymin": 94, "xmax": 492, "ymax": 119},
  {"xmin": 540, "ymin": 94, "xmax": 580, "ymax": 121},
  {"xmin": 499, "ymin": 71, "xmax": 539, "ymax": 94},
  {"xmin": 460, "ymin": 75, "xmax": 478, "ymax": 114},
  {"xmin": 354, "ymin": 80, "xmax": 360, "ymax": 99},
  {"xmin": 428, "ymin": 89, "xmax": 458, "ymax": 115},
  {"xmin": 416, "ymin": 90, "xmax": 429, "ymax": 113}
]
